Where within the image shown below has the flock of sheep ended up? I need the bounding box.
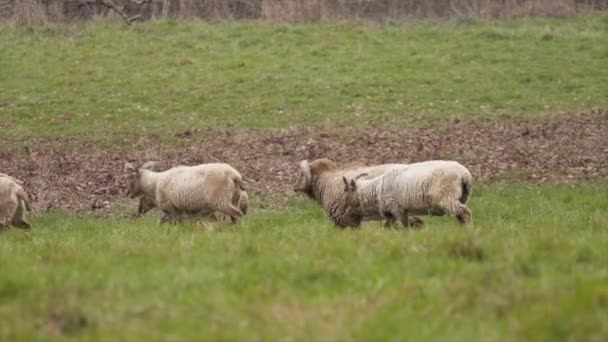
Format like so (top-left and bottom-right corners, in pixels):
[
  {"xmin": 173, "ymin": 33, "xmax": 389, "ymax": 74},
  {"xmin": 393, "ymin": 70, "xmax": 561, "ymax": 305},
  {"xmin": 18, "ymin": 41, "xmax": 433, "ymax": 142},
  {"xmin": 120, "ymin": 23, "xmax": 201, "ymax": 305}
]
[{"xmin": 0, "ymin": 158, "xmax": 473, "ymax": 230}]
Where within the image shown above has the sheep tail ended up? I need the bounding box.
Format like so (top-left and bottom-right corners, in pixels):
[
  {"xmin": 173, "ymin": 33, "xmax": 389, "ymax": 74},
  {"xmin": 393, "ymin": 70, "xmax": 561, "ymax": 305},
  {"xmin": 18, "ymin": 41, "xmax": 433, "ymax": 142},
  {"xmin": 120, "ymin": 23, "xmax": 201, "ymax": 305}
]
[
  {"xmin": 16, "ymin": 188, "xmax": 31, "ymax": 211},
  {"xmin": 459, "ymin": 177, "xmax": 472, "ymax": 205}
]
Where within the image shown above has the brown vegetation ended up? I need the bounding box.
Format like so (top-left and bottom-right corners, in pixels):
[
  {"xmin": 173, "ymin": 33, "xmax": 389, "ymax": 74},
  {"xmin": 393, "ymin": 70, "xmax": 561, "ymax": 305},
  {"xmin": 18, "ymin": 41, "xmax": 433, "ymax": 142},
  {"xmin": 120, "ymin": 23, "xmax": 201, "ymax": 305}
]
[
  {"xmin": 1, "ymin": 112, "xmax": 607, "ymax": 212},
  {"xmin": 1, "ymin": 0, "xmax": 607, "ymax": 24}
]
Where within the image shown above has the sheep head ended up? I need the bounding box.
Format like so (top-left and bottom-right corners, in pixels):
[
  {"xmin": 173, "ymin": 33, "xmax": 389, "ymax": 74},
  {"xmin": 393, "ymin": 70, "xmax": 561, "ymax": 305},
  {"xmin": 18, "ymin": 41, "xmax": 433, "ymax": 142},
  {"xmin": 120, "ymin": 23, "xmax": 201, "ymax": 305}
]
[
  {"xmin": 293, "ymin": 158, "xmax": 338, "ymax": 198},
  {"xmin": 124, "ymin": 162, "xmax": 144, "ymax": 199},
  {"xmin": 339, "ymin": 173, "xmax": 369, "ymax": 227},
  {"xmin": 293, "ymin": 160, "xmax": 312, "ymax": 193}
]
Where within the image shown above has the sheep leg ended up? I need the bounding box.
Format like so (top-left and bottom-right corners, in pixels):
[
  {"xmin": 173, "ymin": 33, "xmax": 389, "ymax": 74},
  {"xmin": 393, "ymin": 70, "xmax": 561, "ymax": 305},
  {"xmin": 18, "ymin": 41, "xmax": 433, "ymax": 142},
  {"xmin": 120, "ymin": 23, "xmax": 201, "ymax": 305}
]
[
  {"xmin": 160, "ymin": 212, "xmax": 173, "ymax": 224},
  {"xmin": 212, "ymin": 211, "xmax": 228, "ymax": 222},
  {"xmin": 398, "ymin": 211, "xmax": 410, "ymax": 229},
  {"xmin": 455, "ymin": 204, "xmax": 473, "ymax": 225},
  {"xmin": 407, "ymin": 216, "xmax": 424, "ymax": 229},
  {"xmin": 160, "ymin": 206, "xmax": 181, "ymax": 224},
  {"xmin": 216, "ymin": 204, "xmax": 243, "ymax": 224},
  {"xmin": 382, "ymin": 211, "xmax": 396, "ymax": 229},
  {"xmin": 437, "ymin": 199, "xmax": 473, "ymax": 226},
  {"xmin": 11, "ymin": 200, "xmax": 31, "ymax": 230},
  {"xmin": 394, "ymin": 210, "xmax": 420, "ymax": 230}
]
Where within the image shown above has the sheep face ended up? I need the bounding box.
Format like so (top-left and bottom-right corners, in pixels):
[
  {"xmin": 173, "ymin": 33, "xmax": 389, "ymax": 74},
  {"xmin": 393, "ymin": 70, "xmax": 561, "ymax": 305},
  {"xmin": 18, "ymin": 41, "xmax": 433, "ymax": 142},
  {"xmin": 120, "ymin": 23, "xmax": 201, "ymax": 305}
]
[
  {"xmin": 339, "ymin": 174, "xmax": 369, "ymax": 227},
  {"xmin": 124, "ymin": 163, "xmax": 144, "ymax": 199},
  {"xmin": 127, "ymin": 173, "xmax": 144, "ymax": 199},
  {"xmin": 342, "ymin": 177, "xmax": 357, "ymax": 206}
]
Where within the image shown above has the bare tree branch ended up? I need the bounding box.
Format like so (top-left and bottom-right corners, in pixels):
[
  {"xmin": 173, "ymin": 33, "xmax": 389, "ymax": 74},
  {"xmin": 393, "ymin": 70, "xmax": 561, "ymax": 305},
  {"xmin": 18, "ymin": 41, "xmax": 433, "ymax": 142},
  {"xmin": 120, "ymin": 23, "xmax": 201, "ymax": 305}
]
[{"xmin": 100, "ymin": 0, "xmax": 140, "ymax": 25}]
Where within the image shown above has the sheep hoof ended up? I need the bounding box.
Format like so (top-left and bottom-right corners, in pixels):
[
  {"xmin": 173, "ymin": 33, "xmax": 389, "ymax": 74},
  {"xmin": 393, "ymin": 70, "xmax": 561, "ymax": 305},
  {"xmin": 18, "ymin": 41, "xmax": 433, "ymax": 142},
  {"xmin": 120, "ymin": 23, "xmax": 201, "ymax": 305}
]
[
  {"xmin": 456, "ymin": 208, "xmax": 473, "ymax": 225},
  {"xmin": 12, "ymin": 221, "xmax": 31, "ymax": 230},
  {"xmin": 408, "ymin": 216, "xmax": 424, "ymax": 229}
]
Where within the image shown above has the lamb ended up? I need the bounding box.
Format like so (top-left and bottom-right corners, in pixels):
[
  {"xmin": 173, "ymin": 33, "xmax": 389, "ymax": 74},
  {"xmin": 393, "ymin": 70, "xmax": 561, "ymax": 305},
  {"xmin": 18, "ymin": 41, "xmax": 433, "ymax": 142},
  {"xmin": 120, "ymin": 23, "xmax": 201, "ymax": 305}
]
[
  {"xmin": 341, "ymin": 160, "xmax": 473, "ymax": 228},
  {"xmin": 0, "ymin": 173, "xmax": 32, "ymax": 229},
  {"xmin": 125, "ymin": 162, "xmax": 246, "ymax": 224},
  {"xmin": 293, "ymin": 158, "xmax": 423, "ymax": 228}
]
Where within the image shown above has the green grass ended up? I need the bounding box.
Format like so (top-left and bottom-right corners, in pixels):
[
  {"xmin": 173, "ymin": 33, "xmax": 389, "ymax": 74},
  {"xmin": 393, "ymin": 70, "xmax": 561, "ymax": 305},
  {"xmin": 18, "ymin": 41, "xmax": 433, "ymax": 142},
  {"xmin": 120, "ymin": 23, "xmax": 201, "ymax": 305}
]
[
  {"xmin": 1, "ymin": 183, "xmax": 608, "ymax": 340},
  {"xmin": 1, "ymin": 15, "xmax": 607, "ymax": 140}
]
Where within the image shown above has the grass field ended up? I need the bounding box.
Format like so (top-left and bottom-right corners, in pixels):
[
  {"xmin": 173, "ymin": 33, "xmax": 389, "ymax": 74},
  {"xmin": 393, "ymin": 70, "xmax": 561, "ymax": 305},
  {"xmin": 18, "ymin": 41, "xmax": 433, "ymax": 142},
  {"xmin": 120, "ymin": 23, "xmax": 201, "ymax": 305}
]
[
  {"xmin": 1, "ymin": 183, "xmax": 608, "ymax": 340},
  {"xmin": 1, "ymin": 15, "xmax": 607, "ymax": 141},
  {"xmin": 1, "ymin": 14, "xmax": 608, "ymax": 341}
]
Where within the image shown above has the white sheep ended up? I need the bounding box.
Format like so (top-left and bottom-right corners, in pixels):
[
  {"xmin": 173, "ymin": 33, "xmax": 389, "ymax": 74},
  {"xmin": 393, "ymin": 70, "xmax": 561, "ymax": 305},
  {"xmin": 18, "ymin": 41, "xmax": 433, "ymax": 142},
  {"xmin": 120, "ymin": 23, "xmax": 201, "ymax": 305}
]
[
  {"xmin": 125, "ymin": 162, "xmax": 246, "ymax": 224},
  {"xmin": 341, "ymin": 160, "xmax": 473, "ymax": 228},
  {"xmin": 0, "ymin": 173, "xmax": 32, "ymax": 229},
  {"xmin": 294, "ymin": 158, "xmax": 423, "ymax": 228},
  {"xmin": 132, "ymin": 162, "xmax": 249, "ymax": 221}
]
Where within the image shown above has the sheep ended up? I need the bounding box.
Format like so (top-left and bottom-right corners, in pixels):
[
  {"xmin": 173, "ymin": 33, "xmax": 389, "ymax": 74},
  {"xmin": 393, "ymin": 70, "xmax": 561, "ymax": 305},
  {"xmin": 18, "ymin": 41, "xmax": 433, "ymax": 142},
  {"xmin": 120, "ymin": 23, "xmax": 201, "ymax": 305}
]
[
  {"xmin": 341, "ymin": 160, "xmax": 473, "ymax": 228},
  {"xmin": 0, "ymin": 173, "xmax": 23, "ymax": 185},
  {"xmin": 293, "ymin": 158, "xmax": 423, "ymax": 228},
  {"xmin": 0, "ymin": 173, "xmax": 32, "ymax": 229},
  {"xmin": 132, "ymin": 162, "xmax": 249, "ymax": 221},
  {"xmin": 125, "ymin": 162, "xmax": 246, "ymax": 224}
]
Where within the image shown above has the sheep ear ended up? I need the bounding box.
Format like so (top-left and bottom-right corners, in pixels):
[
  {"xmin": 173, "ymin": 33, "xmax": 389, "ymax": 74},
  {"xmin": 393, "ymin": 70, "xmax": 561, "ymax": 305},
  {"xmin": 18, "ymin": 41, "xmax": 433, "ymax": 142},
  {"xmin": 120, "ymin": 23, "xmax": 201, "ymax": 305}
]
[
  {"xmin": 342, "ymin": 176, "xmax": 349, "ymax": 191},
  {"xmin": 350, "ymin": 179, "xmax": 357, "ymax": 191}
]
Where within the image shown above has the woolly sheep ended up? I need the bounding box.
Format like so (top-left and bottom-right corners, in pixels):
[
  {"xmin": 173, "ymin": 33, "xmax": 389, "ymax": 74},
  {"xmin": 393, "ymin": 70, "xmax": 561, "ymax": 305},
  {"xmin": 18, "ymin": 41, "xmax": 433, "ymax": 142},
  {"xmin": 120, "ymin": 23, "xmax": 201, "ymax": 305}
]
[
  {"xmin": 293, "ymin": 158, "xmax": 423, "ymax": 228},
  {"xmin": 341, "ymin": 160, "xmax": 473, "ymax": 228},
  {"xmin": 0, "ymin": 173, "xmax": 31, "ymax": 229},
  {"xmin": 133, "ymin": 162, "xmax": 249, "ymax": 221},
  {"xmin": 125, "ymin": 162, "xmax": 246, "ymax": 224}
]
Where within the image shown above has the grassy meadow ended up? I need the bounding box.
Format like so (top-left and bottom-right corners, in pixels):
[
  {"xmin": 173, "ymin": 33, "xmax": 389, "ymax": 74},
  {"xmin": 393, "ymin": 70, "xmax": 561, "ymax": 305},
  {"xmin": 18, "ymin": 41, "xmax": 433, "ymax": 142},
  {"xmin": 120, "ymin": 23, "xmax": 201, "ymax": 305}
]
[
  {"xmin": 2, "ymin": 183, "xmax": 608, "ymax": 340},
  {"xmin": 1, "ymin": 13, "xmax": 608, "ymax": 341},
  {"xmin": 1, "ymin": 15, "xmax": 607, "ymax": 140}
]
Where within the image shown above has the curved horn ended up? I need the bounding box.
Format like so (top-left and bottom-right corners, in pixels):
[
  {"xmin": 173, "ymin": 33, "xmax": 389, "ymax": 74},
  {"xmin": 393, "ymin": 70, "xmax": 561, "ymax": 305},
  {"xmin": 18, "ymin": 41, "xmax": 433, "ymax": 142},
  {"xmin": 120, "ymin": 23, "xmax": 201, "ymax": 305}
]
[
  {"xmin": 299, "ymin": 160, "xmax": 312, "ymax": 188},
  {"xmin": 141, "ymin": 161, "xmax": 162, "ymax": 172}
]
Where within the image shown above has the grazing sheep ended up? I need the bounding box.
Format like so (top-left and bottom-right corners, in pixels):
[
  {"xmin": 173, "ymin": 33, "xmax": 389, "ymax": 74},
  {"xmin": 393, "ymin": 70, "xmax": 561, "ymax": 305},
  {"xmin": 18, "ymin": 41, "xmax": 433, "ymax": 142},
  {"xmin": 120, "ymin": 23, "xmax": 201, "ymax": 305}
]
[
  {"xmin": 0, "ymin": 173, "xmax": 31, "ymax": 229},
  {"xmin": 125, "ymin": 162, "xmax": 246, "ymax": 224},
  {"xmin": 342, "ymin": 160, "xmax": 473, "ymax": 228},
  {"xmin": 293, "ymin": 158, "xmax": 423, "ymax": 228}
]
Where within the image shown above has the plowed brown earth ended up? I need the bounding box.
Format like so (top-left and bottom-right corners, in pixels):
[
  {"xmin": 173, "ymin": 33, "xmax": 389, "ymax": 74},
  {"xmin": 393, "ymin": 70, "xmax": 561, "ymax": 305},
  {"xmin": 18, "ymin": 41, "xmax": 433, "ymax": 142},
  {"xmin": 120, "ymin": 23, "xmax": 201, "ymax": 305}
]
[{"xmin": 1, "ymin": 112, "xmax": 607, "ymax": 212}]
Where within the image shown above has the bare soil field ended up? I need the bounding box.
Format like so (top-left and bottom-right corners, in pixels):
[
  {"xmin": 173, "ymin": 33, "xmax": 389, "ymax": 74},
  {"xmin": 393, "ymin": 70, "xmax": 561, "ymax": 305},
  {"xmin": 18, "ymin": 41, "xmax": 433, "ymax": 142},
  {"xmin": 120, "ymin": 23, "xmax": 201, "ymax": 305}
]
[{"xmin": 1, "ymin": 111, "xmax": 606, "ymax": 212}]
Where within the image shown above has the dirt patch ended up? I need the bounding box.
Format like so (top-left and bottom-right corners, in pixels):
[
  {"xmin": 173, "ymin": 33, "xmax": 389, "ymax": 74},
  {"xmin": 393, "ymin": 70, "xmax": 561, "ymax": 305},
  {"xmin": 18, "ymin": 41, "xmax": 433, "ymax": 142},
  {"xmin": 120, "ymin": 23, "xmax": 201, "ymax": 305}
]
[{"xmin": 1, "ymin": 112, "xmax": 607, "ymax": 212}]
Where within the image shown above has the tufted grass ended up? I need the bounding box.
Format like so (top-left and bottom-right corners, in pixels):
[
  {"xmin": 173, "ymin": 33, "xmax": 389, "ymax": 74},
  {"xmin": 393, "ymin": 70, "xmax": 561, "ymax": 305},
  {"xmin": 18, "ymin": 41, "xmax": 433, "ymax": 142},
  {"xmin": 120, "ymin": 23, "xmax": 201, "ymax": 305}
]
[
  {"xmin": 1, "ymin": 182, "xmax": 607, "ymax": 340},
  {"xmin": 1, "ymin": 14, "xmax": 607, "ymax": 142}
]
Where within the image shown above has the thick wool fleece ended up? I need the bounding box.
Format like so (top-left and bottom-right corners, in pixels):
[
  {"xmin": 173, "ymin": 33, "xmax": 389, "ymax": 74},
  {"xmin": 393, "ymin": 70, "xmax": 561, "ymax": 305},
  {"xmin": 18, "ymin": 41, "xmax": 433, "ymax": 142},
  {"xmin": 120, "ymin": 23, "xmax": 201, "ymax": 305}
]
[
  {"xmin": 352, "ymin": 160, "xmax": 472, "ymax": 219},
  {"xmin": 305, "ymin": 161, "xmax": 407, "ymax": 226},
  {"xmin": 0, "ymin": 175, "xmax": 31, "ymax": 228}
]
